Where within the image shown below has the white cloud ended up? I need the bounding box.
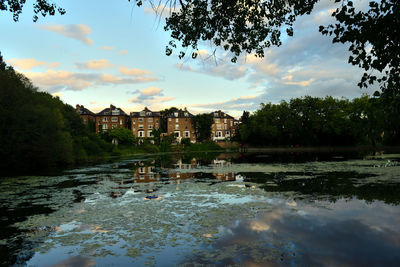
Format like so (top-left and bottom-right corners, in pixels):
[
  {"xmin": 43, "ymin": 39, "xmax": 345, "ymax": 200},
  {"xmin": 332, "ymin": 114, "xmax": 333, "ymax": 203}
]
[
  {"xmin": 38, "ymin": 24, "xmax": 93, "ymax": 45},
  {"xmin": 7, "ymin": 58, "xmax": 60, "ymax": 70},
  {"xmin": 141, "ymin": 86, "xmax": 162, "ymax": 96}
]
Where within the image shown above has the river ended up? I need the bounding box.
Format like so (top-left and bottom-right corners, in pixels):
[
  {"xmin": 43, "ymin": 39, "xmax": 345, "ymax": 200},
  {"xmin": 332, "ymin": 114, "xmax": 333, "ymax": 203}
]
[{"xmin": 1, "ymin": 151, "xmax": 400, "ymax": 266}]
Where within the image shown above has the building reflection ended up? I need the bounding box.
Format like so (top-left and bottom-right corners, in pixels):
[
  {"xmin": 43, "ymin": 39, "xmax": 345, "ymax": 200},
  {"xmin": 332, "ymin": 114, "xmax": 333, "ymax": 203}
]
[{"xmin": 131, "ymin": 156, "xmax": 236, "ymax": 183}]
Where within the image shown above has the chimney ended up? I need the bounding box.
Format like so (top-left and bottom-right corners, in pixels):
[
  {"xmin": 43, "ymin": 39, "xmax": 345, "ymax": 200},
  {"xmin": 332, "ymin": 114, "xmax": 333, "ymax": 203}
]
[
  {"xmin": 76, "ymin": 104, "xmax": 80, "ymax": 110},
  {"xmin": 110, "ymin": 104, "xmax": 116, "ymax": 110}
]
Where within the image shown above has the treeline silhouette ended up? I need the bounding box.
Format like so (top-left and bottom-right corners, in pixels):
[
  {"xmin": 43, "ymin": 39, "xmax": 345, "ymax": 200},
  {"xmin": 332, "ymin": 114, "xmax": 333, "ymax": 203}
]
[
  {"xmin": 238, "ymin": 96, "xmax": 400, "ymax": 146},
  {"xmin": 0, "ymin": 54, "xmax": 113, "ymax": 175}
]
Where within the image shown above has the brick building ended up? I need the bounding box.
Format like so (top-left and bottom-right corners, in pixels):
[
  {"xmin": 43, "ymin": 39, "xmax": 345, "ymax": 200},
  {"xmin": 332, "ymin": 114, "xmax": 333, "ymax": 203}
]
[
  {"xmin": 211, "ymin": 110, "xmax": 235, "ymax": 141},
  {"xmin": 76, "ymin": 104, "xmax": 96, "ymax": 124},
  {"xmin": 95, "ymin": 104, "xmax": 129, "ymax": 133},
  {"xmin": 167, "ymin": 108, "xmax": 196, "ymax": 143},
  {"xmin": 130, "ymin": 107, "xmax": 161, "ymax": 138}
]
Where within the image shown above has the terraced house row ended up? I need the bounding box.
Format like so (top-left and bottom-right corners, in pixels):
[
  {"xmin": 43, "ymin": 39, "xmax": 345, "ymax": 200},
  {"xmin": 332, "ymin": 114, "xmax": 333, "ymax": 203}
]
[{"xmin": 76, "ymin": 104, "xmax": 238, "ymax": 142}]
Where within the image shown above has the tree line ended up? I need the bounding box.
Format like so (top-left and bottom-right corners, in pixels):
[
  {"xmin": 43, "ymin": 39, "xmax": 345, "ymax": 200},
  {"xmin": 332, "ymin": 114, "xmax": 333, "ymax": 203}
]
[
  {"xmin": 237, "ymin": 95, "xmax": 400, "ymax": 147},
  {"xmin": 0, "ymin": 53, "xmax": 115, "ymax": 175}
]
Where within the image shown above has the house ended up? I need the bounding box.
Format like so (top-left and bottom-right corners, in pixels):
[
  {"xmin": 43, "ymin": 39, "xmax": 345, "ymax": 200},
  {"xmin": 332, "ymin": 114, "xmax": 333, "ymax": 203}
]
[
  {"xmin": 166, "ymin": 108, "xmax": 196, "ymax": 143},
  {"xmin": 130, "ymin": 107, "xmax": 161, "ymax": 139},
  {"xmin": 95, "ymin": 104, "xmax": 129, "ymax": 133},
  {"xmin": 211, "ymin": 110, "xmax": 235, "ymax": 141},
  {"xmin": 75, "ymin": 104, "xmax": 96, "ymax": 124}
]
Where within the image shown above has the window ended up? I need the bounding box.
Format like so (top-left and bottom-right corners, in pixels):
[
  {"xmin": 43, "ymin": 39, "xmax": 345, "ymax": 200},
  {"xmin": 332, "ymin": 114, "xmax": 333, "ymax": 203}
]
[
  {"xmin": 224, "ymin": 118, "xmax": 227, "ymax": 123},
  {"xmin": 184, "ymin": 131, "xmax": 190, "ymax": 138},
  {"xmin": 176, "ymin": 118, "xmax": 179, "ymax": 122},
  {"xmin": 174, "ymin": 131, "xmax": 180, "ymax": 137},
  {"xmin": 139, "ymin": 124, "xmax": 144, "ymax": 129},
  {"xmin": 140, "ymin": 111, "xmax": 145, "ymax": 116},
  {"xmin": 230, "ymin": 121, "xmax": 233, "ymax": 127},
  {"xmin": 111, "ymin": 117, "xmax": 118, "ymax": 122},
  {"xmin": 112, "ymin": 110, "xmax": 120, "ymax": 115},
  {"xmin": 217, "ymin": 124, "xmax": 222, "ymax": 130},
  {"xmin": 216, "ymin": 118, "xmax": 220, "ymax": 123},
  {"xmin": 148, "ymin": 117, "xmax": 153, "ymax": 122},
  {"xmin": 226, "ymin": 131, "xmax": 230, "ymax": 135},
  {"xmin": 148, "ymin": 131, "xmax": 153, "ymax": 137},
  {"xmin": 156, "ymin": 119, "xmax": 159, "ymax": 123},
  {"xmin": 184, "ymin": 112, "xmax": 188, "ymax": 117},
  {"xmin": 138, "ymin": 131, "xmax": 144, "ymax": 137},
  {"xmin": 139, "ymin": 167, "xmax": 145, "ymax": 173},
  {"xmin": 103, "ymin": 124, "xmax": 108, "ymax": 130},
  {"xmin": 132, "ymin": 127, "xmax": 136, "ymax": 131},
  {"xmin": 146, "ymin": 112, "xmax": 151, "ymax": 116},
  {"xmin": 139, "ymin": 118, "xmax": 143, "ymax": 122},
  {"xmin": 174, "ymin": 112, "xmax": 178, "ymax": 117},
  {"xmin": 217, "ymin": 131, "xmax": 222, "ymax": 137},
  {"xmin": 133, "ymin": 120, "xmax": 136, "ymax": 124},
  {"xmin": 168, "ymin": 118, "xmax": 171, "ymax": 121},
  {"xmin": 120, "ymin": 120, "xmax": 123, "ymax": 125},
  {"xmin": 112, "ymin": 124, "xmax": 117, "ymax": 129},
  {"xmin": 148, "ymin": 125, "xmax": 153, "ymax": 129},
  {"xmin": 175, "ymin": 124, "xmax": 179, "ymax": 130},
  {"xmin": 102, "ymin": 117, "xmax": 108, "ymax": 122}
]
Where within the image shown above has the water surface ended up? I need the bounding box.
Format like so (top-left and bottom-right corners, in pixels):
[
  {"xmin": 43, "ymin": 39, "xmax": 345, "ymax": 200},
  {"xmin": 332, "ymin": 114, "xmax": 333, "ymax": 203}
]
[{"xmin": 1, "ymin": 152, "xmax": 400, "ymax": 266}]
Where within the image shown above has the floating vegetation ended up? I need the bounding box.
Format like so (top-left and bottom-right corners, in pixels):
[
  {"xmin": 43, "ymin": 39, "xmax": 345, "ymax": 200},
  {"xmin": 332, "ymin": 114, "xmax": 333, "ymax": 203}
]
[{"xmin": 1, "ymin": 152, "xmax": 399, "ymax": 266}]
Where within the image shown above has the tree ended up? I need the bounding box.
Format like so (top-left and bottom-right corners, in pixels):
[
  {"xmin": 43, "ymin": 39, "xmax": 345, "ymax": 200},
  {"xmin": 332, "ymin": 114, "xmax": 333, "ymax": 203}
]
[
  {"xmin": 108, "ymin": 127, "xmax": 136, "ymax": 145},
  {"xmin": 0, "ymin": 0, "xmax": 65, "ymax": 22},
  {"xmin": 192, "ymin": 113, "xmax": 213, "ymax": 142}
]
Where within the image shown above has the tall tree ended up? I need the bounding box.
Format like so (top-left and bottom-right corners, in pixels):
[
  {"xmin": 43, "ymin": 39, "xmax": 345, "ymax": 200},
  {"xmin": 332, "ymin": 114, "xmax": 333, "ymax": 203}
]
[{"xmin": 192, "ymin": 113, "xmax": 213, "ymax": 142}]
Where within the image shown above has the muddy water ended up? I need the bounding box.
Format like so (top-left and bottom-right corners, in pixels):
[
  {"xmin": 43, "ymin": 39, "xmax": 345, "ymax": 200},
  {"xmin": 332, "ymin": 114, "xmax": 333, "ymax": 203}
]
[{"xmin": 1, "ymin": 152, "xmax": 400, "ymax": 266}]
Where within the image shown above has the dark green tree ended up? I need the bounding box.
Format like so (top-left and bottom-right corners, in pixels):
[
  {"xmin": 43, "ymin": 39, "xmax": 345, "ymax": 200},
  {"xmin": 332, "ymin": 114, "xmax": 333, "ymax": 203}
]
[
  {"xmin": 192, "ymin": 113, "xmax": 213, "ymax": 142},
  {"xmin": 109, "ymin": 127, "xmax": 136, "ymax": 145}
]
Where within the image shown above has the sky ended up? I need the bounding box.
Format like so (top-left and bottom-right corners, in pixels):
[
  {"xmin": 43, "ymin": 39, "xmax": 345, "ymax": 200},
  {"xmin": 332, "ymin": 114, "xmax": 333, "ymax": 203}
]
[{"xmin": 0, "ymin": 0, "xmax": 375, "ymax": 118}]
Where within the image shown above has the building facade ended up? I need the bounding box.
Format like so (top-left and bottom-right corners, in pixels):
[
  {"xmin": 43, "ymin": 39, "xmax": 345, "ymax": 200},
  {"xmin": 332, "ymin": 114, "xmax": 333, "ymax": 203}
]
[
  {"xmin": 166, "ymin": 108, "xmax": 196, "ymax": 143},
  {"xmin": 95, "ymin": 104, "xmax": 130, "ymax": 133},
  {"xmin": 211, "ymin": 110, "xmax": 235, "ymax": 141},
  {"xmin": 76, "ymin": 104, "xmax": 96, "ymax": 124},
  {"xmin": 130, "ymin": 107, "xmax": 161, "ymax": 138}
]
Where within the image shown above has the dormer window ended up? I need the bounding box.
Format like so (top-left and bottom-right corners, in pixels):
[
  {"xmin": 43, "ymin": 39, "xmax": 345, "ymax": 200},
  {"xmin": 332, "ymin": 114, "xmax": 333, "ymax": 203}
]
[
  {"xmin": 140, "ymin": 111, "xmax": 145, "ymax": 116},
  {"xmin": 146, "ymin": 112, "xmax": 151, "ymax": 116},
  {"xmin": 174, "ymin": 112, "xmax": 178, "ymax": 117},
  {"xmin": 112, "ymin": 110, "xmax": 120, "ymax": 115},
  {"xmin": 184, "ymin": 112, "xmax": 188, "ymax": 117}
]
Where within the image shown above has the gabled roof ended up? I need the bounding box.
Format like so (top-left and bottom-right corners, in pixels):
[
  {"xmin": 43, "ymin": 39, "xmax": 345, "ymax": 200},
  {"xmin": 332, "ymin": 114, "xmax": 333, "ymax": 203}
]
[
  {"xmin": 97, "ymin": 105, "xmax": 128, "ymax": 116},
  {"xmin": 212, "ymin": 110, "xmax": 234, "ymax": 119},
  {"xmin": 76, "ymin": 105, "xmax": 95, "ymax": 116},
  {"xmin": 167, "ymin": 108, "xmax": 194, "ymax": 118},
  {"xmin": 131, "ymin": 107, "xmax": 161, "ymax": 117}
]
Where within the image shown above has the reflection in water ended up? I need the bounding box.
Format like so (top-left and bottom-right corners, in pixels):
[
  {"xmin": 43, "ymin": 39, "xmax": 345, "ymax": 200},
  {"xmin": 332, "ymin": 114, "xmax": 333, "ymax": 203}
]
[{"xmin": 0, "ymin": 152, "xmax": 399, "ymax": 266}]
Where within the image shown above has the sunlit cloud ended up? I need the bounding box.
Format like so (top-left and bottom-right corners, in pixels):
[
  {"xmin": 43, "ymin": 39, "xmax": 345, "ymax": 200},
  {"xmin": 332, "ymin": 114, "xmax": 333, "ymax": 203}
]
[
  {"xmin": 101, "ymin": 46, "xmax": 114, "ymax": 50},
  {"xmin": 116, "ymin": 50, "xmax": 129, "ymax": 55},
  {"xmin": 7, "ymin": 58, "xmax": 60, "ymax": 70},
  {"xmin": 51, "ymin": 92, "xmax": 63, "ymax": 98},
  {"xmin": 76, "ymin": 59, "xmax": 114, "ymax": 69},
  {"xmin": 24, "ymin": 69, "xmax": 159, "ymax": 92},
  {"xmin": 118, "ymin": 66, "xmax": 152, "ymax": 76},
  {"xmin": 38, "ymin": 24, "xmax": 93, "ymax": 45}
]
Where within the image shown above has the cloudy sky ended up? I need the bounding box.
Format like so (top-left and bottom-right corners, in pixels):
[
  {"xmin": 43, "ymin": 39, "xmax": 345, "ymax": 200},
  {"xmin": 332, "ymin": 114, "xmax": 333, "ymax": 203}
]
[{"xmin": 0, "ymin": 0, "xmax": 374, "ymax": 117}]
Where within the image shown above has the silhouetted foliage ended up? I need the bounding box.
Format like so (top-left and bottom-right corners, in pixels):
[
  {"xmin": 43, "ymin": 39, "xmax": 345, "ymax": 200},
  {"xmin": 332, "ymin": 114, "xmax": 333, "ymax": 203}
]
[
  {"xmin": 239, "ymin": 95, "xmax": 399, "ymax": 147},
  {"xmin": 192, "ymin": 113, "xmax": 213, "ymax": 142},
  {"xmin": 0, "ymin": 53, "xmax": 112, "ymax": 175}
]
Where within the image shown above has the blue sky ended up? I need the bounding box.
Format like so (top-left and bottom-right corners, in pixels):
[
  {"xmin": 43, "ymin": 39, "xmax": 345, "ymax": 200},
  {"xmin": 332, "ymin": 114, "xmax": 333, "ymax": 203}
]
[{"xmin": 0, "ymin": 0, "xmax": 374, "ymax": 117}]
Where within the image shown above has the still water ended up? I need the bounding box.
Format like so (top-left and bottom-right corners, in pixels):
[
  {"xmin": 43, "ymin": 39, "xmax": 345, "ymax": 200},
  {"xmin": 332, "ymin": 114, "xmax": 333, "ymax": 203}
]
[{"xmin": 1, "ymin": 152, "xmax": 400, "ymax": 266}]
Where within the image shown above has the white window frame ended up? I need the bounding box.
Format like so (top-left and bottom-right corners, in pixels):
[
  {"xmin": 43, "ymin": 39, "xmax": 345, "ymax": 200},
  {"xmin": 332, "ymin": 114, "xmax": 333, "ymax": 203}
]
[
  {"xmin": 111, "ymin": 117, "xmax": 118, "ymax": 122},
  {"xmin": 174, "ymin": 131, "xmax": 180, "ymax": 138},
  {"xmin": 139, "ymin": 124, "xmax": 144, "ymax": 129},
  {"xmin": 175, "ymin": 124, "xmax": 179, "ymax": 130},
  {"xmin": 148, "ymin": 117, "xmax": 153, "ymax": 122},
  {"xmin": 184, "ymin": 131, "xmax": 190, "ymax": 138},
  {"xmin": 138, "ymin": 131, "xmax": 145, "ymax": 137},
  {"xmin": 148, "ymin": 131, "xmax": 153, "ymax": 137},
  {"xmin": 102, "ymin": 117, "xmax": 108, "ymax": 122},
  {"xmin": 139, "ymin": 118, "xmax": 143, "ymax": 122},
  {"xmin": 217, "ymin": 131, "xmax": 222, "ymax": 137},
  {"xmin": 148, "ymin": 124, "xmax": 153, "ymax": 129},
  {"xmin": 103, "ymin": 124, "xmax": 108, "ymax": 130}
]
